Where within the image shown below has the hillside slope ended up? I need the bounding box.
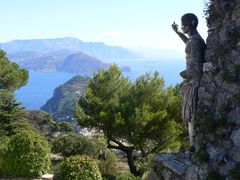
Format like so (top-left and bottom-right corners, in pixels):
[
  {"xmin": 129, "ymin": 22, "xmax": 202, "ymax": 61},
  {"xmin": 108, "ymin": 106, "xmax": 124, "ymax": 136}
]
[{"xmin": 41, "ymin": 75, "xmax": 89, "ymax": 121}]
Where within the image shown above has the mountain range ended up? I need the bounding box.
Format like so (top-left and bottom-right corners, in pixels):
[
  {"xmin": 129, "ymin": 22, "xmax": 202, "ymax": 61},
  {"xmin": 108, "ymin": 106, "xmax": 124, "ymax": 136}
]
[
  {"xmin": 1, "ymin": 37, "xmax": 136, "ymax": 58},
  {"xmin": 3, "ymin": 37, "xmax": 134, "ymax": 73}
]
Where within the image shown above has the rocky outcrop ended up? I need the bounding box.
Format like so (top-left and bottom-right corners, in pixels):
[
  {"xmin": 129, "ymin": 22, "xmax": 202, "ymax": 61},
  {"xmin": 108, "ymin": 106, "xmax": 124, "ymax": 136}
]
[
  {"xmin": 195, "ymin": 0, "xmax": 240, "ymax": 178},
  {"xmin": 41, "ymin": 75, "xmax": 89, "ymax": 121},
  {"xmin": 153, "ymin": 153, "xmax": 209, "ymax": 180}
]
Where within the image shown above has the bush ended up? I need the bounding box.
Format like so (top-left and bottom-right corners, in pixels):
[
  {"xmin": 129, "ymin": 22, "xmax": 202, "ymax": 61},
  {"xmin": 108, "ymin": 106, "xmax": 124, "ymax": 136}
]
[
  {"xmin": 51, "ymin": 133, "xmax": 99, "ymax": 157},
  {"xmin": 5, "ymin": 119, "xmax": 37, "ymax": 136},
  {"xmin": 59, "ymin": 155, "xmax": 102, "ymax": 180},
  {"xmin": 2, "ymin": 130, "xmax": 50, "ymax": 178},
  {"xmin": 115, "ymin": 173, "xmax": 141, "ymax": 180},
  {"xmin": 98, "ymin": 149, "xmax": 118, "ymax": 179},
  {"xmin": 54, "ymin": 121, "xmax": 74, "ymax": 132},
  {"xmin": 135, "ymin": 155, "xmax": 153, "ymax": 175}
]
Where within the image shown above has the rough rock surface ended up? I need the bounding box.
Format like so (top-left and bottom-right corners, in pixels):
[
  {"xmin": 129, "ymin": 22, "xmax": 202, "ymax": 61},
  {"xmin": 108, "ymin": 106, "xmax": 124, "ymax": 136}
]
[{"xmin": 196, "ymin": 0, "xmax": 240, "ymax": 178}]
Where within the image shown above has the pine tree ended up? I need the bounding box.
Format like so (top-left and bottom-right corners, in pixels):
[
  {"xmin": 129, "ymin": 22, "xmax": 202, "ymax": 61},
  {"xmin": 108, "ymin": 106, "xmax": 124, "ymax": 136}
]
[{"xmin": 76, "ymin": 65, "xmax": 184, "ymax": 176}]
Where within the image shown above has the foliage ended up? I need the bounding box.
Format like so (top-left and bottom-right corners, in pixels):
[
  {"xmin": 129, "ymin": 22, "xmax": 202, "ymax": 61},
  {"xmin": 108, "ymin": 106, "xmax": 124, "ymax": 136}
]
[
  {"xmin": 25, "ymin": 110, "xmax": 56, "ymax": 139},
  {"xmin": 0, "ymin": 136, "xmax": 10, "ymax": 177},
  {"xmin": 25, "ymin": 110, "xmax": 74, "ymax": 141},
  {"xmin": 195, "ymin": 149, "xmax": 209, "ymax": 164},
  {"xmin": 228, "ymin": 163, "xmax": 240, "ymax": 180},
  {"xmin": 135, "ymin": 154, "xmax": 153, "ymax": 175},
  {"xmin": 51, "ymin": 133, "xmax": 100, "ymax": 157},
  {"xmin": 0, "ymin": 49, "xmax": 52, "ymax": 178},
  {"xmin": 98, "ymin": 149, "xmax": 118, "ymax": 179},
  {"xmin": 76, "ymin": 65, "xmax": 184, "ymax": 176},
  {"xmin": 54, "ymin": 121, "xmax": 74, "ymax": 132},
  {"xmin": 0, "ymin": 49, "xmax": 28, "ymax": 91},
  {"xmin": 59, "ymin": 155, "xmax": 102, "ymax": 180},
  {"xmin": 4, "ymin": 119, "xmax": 37, "ymax": 136},
  {"xmin": 0, "ymin": 50, "xmax": 29, "ymax": 135},
  {"xmin": 41, "ymin": 75, "xmax": 89, "ymax": 121},
  {"xmin": 0, "ymin": 90, "xmax": 26, "ymax": 131},
  {"xmin": 2, "ymin": 130, "xmax": 51, "ymax": 178},
  {"xmin": 206, "ymin": 171, "xmax": 224, "ymax": 180},
  {"xmin": 115, "ymin": 173, "xmax": 141, "ymax": 180}
]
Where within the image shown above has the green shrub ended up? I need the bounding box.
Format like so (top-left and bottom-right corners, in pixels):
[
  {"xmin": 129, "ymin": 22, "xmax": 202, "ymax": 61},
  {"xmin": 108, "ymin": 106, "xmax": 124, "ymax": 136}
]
[
  {"xmin": 98, "ymin": 149, "xmax": 118, "ymax": 179},
  {"xmin": 59, "ymin": 155, "xmax": 102, "ymax": 180},
  {"xmin": 52, "ymin": 133, "xmax": 100, "ymax": 157},
  {"xmin": 115, "ymin": 173, "xmax": 141, "ymax": 180},
  {"xmin": 135, "ymin": 155, "xmax": 153, "ymax": 175},
  {"xmin": 54, "ymin": 121, "xmax": 74, "ymax": 132},
  {"xmin": 6, "ymin": 119, "xmax": 37, "ymax": 135},
  {"xmin": 2, "ymin": 130, "xmax": 50, "ymax": 178}
]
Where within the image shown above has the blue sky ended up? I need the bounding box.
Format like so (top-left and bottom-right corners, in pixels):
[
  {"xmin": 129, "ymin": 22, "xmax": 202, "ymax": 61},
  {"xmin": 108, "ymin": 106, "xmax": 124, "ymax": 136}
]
[{"xmin": 1, "ymin": 0, "xmax": 208, "ymax": 51}]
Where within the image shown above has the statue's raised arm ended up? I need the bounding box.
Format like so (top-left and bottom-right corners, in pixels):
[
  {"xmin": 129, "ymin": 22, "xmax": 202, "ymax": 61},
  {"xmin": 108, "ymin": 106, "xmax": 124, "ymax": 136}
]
[{"xmin": 171, "ymin": 21, "xmax": 189, "ymax": 44}]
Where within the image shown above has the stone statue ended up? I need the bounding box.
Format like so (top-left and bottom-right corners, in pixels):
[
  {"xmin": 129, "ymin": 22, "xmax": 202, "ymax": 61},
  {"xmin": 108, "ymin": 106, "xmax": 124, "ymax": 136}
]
[{"xmin": 172, "ymin": 13, "xmax": 206, "ymax": 150}]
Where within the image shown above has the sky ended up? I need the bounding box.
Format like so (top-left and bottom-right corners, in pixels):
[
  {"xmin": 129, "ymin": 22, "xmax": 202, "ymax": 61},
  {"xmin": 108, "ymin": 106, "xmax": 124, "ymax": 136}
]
[{"xmin": 1, "ymin": 0, "xmax": 209, "ymax": 51}]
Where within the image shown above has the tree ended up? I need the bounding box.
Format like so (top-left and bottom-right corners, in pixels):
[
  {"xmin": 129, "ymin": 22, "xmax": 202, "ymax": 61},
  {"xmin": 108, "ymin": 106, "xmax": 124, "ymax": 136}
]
[
  {"xmin": 0, "ymin": 90, "xmax": 26, "ymax": 132},
  {"xmin": 0, "ymin": 49, "xmax": 29, "ymax": 134},
  {"xmin": 0, "ymin": 136, "xmax": 10, "ymax": 176},
  {"xmin": 76, "ymin": 65, "xmax": 183, "ymax": 176},
  {"xmin": 0, "ymin": 50, "xmax": 28, "ymax": 91},
  {"xmin": 51, "ymin": 133, "xmax": 99, "ymax": 157}
]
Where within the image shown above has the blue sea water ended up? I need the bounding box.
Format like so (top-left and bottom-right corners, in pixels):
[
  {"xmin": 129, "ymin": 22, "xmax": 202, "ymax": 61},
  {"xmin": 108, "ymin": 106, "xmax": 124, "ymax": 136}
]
[{"xmin": 15, "ymin": 58, "xmax": 185, "ymax": 110}]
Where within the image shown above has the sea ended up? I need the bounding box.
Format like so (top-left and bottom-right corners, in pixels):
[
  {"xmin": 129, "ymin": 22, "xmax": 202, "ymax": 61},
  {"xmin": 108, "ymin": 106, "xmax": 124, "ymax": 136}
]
[{"xmin": 15, "ymin": 57, "xmax": 185, "ymax": 110}]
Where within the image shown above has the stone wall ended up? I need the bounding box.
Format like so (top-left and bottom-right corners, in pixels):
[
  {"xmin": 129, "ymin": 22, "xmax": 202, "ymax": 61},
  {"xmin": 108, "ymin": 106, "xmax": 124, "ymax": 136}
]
[{"xmin": 196, "ymin": 0, "xmax": 240, "ymax": 178}]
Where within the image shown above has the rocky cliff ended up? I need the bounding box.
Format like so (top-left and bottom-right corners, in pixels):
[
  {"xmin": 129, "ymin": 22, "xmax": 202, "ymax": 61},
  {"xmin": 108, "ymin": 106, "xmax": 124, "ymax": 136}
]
[
  {"xmin": 196, "ymin": 0, "xmax": 240, "ymax": 178},
  {"xmin": 41, "ymin": 75, "xmax": 89, "ymax": 121}
]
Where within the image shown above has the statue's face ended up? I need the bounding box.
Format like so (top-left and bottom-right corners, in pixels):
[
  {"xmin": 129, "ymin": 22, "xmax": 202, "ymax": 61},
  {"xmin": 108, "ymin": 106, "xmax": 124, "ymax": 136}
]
[{"xmin": 181, "ymin": 21, "xmax": 190, "ymax": 34}]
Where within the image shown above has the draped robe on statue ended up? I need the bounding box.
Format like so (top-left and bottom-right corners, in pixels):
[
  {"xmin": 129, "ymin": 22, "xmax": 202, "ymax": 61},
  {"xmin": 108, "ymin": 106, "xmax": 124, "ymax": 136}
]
[{"xmin": 180, "ymin": 35, "xmax": 205, "ymax": 147}]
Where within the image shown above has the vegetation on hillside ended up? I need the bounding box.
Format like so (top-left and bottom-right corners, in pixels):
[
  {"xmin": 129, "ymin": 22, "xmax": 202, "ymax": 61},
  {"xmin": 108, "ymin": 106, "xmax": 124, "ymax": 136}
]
[{"xmin": 41, "ymin": 75, "xmax": 89, "ymax": 121}]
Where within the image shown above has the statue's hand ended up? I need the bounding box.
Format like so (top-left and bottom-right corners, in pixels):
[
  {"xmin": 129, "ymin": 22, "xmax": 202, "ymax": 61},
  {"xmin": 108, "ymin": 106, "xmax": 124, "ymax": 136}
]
[{"xmin": 172, "ymin": 22, "xmax": 179, "ymax": 33}]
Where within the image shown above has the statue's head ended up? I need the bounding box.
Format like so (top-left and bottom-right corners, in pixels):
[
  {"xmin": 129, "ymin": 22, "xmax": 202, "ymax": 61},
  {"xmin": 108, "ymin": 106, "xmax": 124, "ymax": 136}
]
[{"xmin": 181, "ymin": 13, "xmax": 198, "ymax": 33}]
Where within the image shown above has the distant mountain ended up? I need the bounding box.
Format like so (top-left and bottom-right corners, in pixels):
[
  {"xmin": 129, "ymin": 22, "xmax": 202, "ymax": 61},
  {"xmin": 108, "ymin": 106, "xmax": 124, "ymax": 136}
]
[
  {"xmin": 1, "ymin": 37, "xmax": 136, "ymax": 59},
  {"xmin": 41, "ymin": 75, "xmax": 89, "ymax": 121},
  {"xmin": 3, "ymin": 37, "xmax": 133, "ymax": 73},
  {"xmin": 7, "ymin": 50, "xmax": 74, "ymax": 72},
  {"xmin": 58, "ymin": 52, "xmax": 109, "ymax": 74},
  {"xmin": 8, "ymin": 50, "xmax": 131, "ymax": 73}
]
